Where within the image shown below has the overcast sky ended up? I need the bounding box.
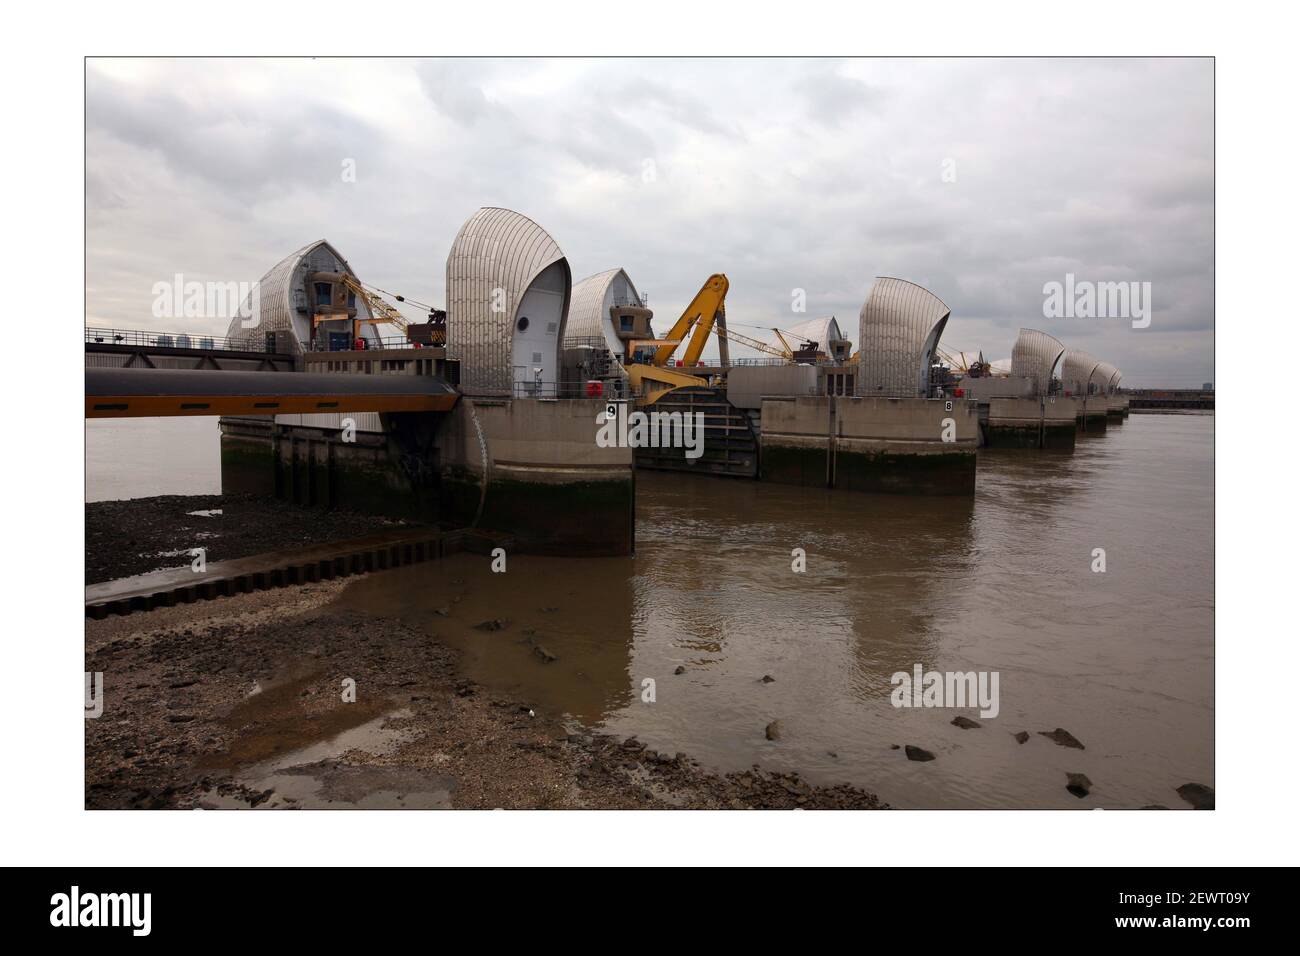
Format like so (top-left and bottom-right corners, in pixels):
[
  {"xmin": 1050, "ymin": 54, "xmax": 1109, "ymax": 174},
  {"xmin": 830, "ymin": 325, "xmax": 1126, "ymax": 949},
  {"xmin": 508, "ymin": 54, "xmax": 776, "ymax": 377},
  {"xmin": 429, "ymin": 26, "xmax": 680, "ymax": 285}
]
[{"xmin": 86, "ymin": 57, "xmax": 1213, "ymax": 386}]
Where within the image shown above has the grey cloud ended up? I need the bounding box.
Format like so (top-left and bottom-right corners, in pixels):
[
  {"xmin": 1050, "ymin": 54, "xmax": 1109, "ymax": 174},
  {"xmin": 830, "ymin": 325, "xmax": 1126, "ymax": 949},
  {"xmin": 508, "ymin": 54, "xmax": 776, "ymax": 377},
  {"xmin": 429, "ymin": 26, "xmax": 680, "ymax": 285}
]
[
  {"xmin": 794, "ymin": 62, "xmax": 887, "ymax": 126},
  {"xmin": 85, "ymin": 57, "xmax": 1213, "ymax": 386},
  {"xmin": 87, "ymin": 70, "xmax": 386, "ymax": 202},
  {"xmin": 415, "ymin": 59, "xmax": 502, "ymax": 126}
]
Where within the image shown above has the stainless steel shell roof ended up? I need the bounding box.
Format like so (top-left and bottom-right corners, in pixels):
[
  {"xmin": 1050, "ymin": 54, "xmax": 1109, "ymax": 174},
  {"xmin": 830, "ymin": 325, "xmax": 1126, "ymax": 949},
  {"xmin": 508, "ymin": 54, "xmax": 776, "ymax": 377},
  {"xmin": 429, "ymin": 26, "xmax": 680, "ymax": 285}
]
[
  {"xmin": 1091, "ymin": 361, "xmax": 1120, "ymax": 395},
  {"xmin": 857, "ymin": 278, "xmax": 951, "ymax": 397},
  {"xmin": 1061, "ymin": 349, "xmax": 1103, "ymax": 395},
  {"xmin": 767, "ymin": 316, "xmax": 845, "ymax": 354},
  {"xmin": 1010, "ymin": 329, "xmax": 1066, "ymax": 396},
  {"xmin": 445, "ymin": 207, "xmax": 570, "ymax": 392},
  {"xmin": 224, "ymin": 239, "xmax": 374, "ymax": 351},
  {"xmin": 564, "ymin": 268, "xmax": 640, "ymax": 352}
]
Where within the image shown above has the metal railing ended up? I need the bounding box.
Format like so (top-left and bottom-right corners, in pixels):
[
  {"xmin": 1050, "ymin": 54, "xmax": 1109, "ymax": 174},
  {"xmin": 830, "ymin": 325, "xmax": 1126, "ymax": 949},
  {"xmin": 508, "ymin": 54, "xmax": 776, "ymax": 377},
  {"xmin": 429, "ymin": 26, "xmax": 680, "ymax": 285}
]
[
  {"xmin": 304, "ymin": 334, "xmax": 438, "ymax": 352},
  {"xmin": 306, "ymin": 335, "xmax": 403, "ymax": 353},
  {"xmin": 510, "ymin": 379, "xmax": 632, "ymax": 400},
  {"xmin": 84, "ymin": 327, "xmax": 281, "ymax": 353},
  {"xmin": 727, "ymin": 356, "xmax": 850, "ymax": 368},
  {"xmin": 561, "ymin": 335, "xmax": 612, "ymax": 351}
]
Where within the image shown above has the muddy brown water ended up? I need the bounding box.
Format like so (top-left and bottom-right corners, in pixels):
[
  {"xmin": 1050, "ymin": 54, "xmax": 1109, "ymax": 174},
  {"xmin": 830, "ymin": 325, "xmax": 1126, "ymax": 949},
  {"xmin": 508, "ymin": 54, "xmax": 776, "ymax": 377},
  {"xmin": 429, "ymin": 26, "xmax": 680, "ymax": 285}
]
[
  {"xmin": 335, "ymin": 414, "xmax": 1213, "ymax": 809},
  {"xmin": 87, "ymin": 418, "xmax": 221, "ymax": 501},
  {"xmin": 87, "ymin": 413, "xmax": 1212, "ymax": 808},
  {"xmin": 198, "ymin": 695, "xmax": 455, "ymax": 808}
]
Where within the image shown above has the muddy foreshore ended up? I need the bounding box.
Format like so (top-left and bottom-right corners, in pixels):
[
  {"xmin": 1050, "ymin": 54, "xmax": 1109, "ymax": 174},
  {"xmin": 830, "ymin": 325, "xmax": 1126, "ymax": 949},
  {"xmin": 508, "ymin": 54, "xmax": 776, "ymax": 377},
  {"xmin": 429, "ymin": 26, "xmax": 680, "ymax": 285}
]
[
  {"xmin": 86, "ymin": 494, "xmax": 413, "ymax": 585},
  {"xmin": 86, "ymin": 499, "xmax": 886, "ymax": 810}
]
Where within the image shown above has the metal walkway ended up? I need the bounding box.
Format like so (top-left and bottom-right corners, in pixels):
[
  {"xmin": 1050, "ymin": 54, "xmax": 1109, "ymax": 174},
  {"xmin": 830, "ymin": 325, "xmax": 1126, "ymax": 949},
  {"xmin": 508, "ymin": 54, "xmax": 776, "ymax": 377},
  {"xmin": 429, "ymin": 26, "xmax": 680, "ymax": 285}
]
[
  {"xmin": 86, "ymin": 367, "xmax": 460, "ymax": 418},
  {"xmin": 85, "ymin": 327, "xmax": 298, "ymax": 372}
]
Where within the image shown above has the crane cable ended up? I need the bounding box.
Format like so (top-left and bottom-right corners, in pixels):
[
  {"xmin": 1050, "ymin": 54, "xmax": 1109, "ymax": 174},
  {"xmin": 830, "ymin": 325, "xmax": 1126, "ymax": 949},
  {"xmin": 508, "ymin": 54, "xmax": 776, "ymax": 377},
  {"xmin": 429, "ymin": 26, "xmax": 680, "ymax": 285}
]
[
  {"xmin": 358, "ymin": 281, "xmax": 438, "ymax": 315},
  {"xmin": 724, "ymin": 318, "xmax": 803, "ymax": 338}
]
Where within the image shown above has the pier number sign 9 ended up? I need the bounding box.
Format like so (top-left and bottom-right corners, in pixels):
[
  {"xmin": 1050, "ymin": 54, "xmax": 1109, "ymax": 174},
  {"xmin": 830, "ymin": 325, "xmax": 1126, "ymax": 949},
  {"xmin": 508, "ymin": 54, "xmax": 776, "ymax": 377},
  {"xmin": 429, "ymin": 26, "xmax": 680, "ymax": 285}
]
[{"xmin": 606, "ymin": 401, "xmax": 622, "ymax": 421}]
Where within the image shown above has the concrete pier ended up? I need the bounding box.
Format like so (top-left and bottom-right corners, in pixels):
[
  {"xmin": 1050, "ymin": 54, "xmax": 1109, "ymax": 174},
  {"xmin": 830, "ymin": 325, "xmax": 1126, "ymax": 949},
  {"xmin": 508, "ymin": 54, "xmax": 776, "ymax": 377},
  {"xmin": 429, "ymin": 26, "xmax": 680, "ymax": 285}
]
[
  {"xmin": 219, "ymin": 413, "xmax": 446, "ymax": 521},
  {"xmin": 760, "ymin": 396, "xmax": 978, "ymax": 495},
  {"xmin": 222, "ymin": 395, "xmax": 634, "ymax": 556},
  {"xmin": 436, "ymin": 397, "xmax": 634, "ymax": 556},
  {"xmin": 1107, "ymin": 395, "xmax": 1130, "ymax": 420},
  {"xmin": 1074, "ymin": 397, "xmax": 1109, "ymax": 433},
  {"xmin": 985, "ymin": 396, "xmax": 1077, "ymax": 450}
]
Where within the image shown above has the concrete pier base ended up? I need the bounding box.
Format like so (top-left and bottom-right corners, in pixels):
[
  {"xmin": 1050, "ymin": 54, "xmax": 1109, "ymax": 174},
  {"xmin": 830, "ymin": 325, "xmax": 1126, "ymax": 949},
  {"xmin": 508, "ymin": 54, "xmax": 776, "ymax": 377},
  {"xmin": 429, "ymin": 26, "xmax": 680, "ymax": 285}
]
[
  {"xmin": 219, "ymin": 418, "xmax": 279, "ymax": 498},
  {"xmin": 985, "ymin": 397, "xmax": 1077, "ymax": 450},
  {"xmin": 1107, "ymin": 396, "xmax": 1130, "ymax": 421},
  {"xmin": 221, "ymin": 396, "xmax": 635, "ymax": 556},
  {"xmin": 436, "ymin": 397, "xmax": 634, "ymax": 556},
  {"xmin": 220, "ymin": 416, "xmax": 441, "ymax": 521},
  {"xmin": 1074, "ymin": 398, "xmax": 1109, "ymax": 433},
  {"xmin": 760, "ymin": 396, "xmax": 977, "ymax": 495}
]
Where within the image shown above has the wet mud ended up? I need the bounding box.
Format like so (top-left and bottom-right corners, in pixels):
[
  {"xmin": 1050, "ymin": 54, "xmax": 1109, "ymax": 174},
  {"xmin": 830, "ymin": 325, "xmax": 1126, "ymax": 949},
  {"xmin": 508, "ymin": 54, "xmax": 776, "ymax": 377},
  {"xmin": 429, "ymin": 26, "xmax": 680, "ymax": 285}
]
[
  {"xmin": 85, "ymin": 582, "xmax": 884, "ymax": 809},
  {"xmin": 86, "ymin": 493, "xmax": 413, "ymax": 585}
]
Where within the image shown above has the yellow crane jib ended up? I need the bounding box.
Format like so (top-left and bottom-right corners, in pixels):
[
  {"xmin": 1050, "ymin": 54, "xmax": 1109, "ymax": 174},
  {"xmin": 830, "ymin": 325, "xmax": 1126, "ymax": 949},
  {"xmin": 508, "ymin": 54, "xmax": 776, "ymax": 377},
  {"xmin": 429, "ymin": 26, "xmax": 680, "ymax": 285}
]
[
  {"xmin": 771, "ymin": 329, "xmax": 796, "ymax": 360},
  {"xmin": 340, "ymin": 274, "xmax": 410, "ymax": 333},
  {"xmin": 652, "ymin": 273, "xmax": 729, "ymax": 368},
  {"xmin": 714, "ymin": 324, "xmax": 792, "ymax": 361}
]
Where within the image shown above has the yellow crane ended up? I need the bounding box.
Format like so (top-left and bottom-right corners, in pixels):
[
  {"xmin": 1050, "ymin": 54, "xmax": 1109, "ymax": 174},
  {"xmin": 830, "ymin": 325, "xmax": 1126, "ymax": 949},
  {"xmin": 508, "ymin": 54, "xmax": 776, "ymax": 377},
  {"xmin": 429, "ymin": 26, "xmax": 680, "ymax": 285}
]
[
  {"xmin": 714, "ymin": 318, "xmax": 795, "ymax": 360},
  {"xmin": 339, "ymin": 274, "xmax": 410, "ymax": 334},
  {"xmin": 771, "ymin": 328, "xmax": 798, "ymax": 359},
  {"xmin": 626, "ymin": 274, "xmax": 729, "ymax": 403},
  {"xmin": 937, "ymin": 347, "xmax": 967, "ymax": 373},
  {"xmin": 623, "ymin": 274, "xmax": 835, "ymax": 402},
  {"xmin": 651, "ymin": 274, "xmax": 729, "ymax": 367}
]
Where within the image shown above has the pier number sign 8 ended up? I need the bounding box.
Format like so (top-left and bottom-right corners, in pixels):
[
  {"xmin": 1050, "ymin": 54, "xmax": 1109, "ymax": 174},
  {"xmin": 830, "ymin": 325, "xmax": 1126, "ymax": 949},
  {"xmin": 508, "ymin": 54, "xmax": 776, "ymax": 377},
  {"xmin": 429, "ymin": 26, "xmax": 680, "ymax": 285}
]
[{"xmin": 944, "ymin": 400, "xmax": 953, "ymax": 412}]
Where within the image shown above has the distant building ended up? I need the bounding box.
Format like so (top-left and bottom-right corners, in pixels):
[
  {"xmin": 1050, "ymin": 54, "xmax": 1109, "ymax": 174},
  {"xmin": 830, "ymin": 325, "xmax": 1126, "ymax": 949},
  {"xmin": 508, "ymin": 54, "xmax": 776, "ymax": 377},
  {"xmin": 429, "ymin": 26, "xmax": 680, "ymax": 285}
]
[{"xmin": 1203, "ymin": 382, "xmax": 1214, "ymax": 391}]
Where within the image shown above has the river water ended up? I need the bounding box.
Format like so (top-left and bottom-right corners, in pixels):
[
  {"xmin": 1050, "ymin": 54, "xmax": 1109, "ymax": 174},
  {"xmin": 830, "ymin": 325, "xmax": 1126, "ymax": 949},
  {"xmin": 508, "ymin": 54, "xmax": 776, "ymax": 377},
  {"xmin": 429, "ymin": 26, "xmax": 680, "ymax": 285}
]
[
  {"xmin": 87, "ymin": 414, "xmax": 1214, "ymax": 808},
  {"xmin": 86, "ymin": 418, "xmax": 221, "ymax": 501}
]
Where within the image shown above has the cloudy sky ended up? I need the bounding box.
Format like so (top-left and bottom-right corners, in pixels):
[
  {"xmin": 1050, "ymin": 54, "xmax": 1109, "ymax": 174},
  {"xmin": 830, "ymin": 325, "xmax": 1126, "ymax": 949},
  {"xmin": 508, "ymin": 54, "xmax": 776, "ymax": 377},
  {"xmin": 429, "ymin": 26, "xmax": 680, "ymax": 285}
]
[{"xmin": 86, "ymin": 57, "xmax": 1213, "ymax": 386}]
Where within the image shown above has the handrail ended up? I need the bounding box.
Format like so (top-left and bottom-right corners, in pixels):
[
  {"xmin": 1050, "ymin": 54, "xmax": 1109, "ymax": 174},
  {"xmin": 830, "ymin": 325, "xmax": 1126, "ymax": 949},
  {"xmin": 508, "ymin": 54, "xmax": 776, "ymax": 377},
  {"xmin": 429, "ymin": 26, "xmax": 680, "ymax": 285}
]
[
  {"xmin": 85, "ymin": 327, "xmax": 279, "ymax": 353},
  {"xmin": 511, "ymin": 379, "xmax": 631, "ymax": 400}
]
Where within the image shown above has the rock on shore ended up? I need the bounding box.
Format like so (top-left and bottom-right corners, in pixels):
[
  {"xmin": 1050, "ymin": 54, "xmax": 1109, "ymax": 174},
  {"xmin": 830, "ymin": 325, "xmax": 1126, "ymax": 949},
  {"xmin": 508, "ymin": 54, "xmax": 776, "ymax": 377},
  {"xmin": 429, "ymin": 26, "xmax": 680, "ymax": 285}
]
[
  {"xmin": 1176, "ymin": 782, "xmax": 1214, "ymax": 810},
  {"xmin": 1039, "ymin": 728, "xmax": 1085, "ymax": 750}
]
